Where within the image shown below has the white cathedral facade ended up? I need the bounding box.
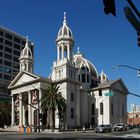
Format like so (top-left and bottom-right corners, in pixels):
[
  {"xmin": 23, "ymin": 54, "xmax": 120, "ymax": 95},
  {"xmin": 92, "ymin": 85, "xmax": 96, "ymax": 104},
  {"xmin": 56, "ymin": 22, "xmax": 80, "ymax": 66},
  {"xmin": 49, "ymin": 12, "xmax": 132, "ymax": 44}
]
[{"xmin": 8, "ymin": 13, "xmax": 128, "ymax": 130}]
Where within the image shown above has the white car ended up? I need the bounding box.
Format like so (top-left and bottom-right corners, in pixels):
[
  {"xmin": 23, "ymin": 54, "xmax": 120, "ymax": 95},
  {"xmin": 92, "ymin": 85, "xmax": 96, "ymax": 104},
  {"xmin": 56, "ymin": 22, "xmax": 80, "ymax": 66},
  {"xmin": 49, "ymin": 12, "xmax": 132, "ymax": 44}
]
[
  {"xmin": 95, "ymin": 124, "xmax": 112, "ymax": 133},
  {"xmin": 113, "ymin": 123, "xmax": 127, "ymax": 131}
]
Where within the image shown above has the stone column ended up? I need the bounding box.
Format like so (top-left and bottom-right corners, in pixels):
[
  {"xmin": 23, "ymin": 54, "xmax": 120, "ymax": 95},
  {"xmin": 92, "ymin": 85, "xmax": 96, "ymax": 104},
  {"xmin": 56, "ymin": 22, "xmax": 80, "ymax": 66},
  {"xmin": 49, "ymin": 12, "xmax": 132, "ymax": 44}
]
[
  {"xmin": 19, "ymin": 93, "xmax": 23, "ymax": 126},
  {"xmin": 28, "ymin": 91, "xmax": 32, "ymax": 126},
  {"xmin": 11, "ymin": 95, "xmax": 15, "ymax": 125},
  {"xmin": 57, "ymin": 46, "xmax": 60, "ymax": 61},
  {"xmin": 67, "ymin": 44, "xmax": 70, "ymax": 60},
  {"xmin": 23, "ymin": 105, "xmax": 25, "ymax": 125},
  {"xmin": 62, "ymin": 45, "xmax": 64, "ymax": 59},
  {"xmin": 38, "ymin": 88, "xmax": 42, "ymax": 126}
]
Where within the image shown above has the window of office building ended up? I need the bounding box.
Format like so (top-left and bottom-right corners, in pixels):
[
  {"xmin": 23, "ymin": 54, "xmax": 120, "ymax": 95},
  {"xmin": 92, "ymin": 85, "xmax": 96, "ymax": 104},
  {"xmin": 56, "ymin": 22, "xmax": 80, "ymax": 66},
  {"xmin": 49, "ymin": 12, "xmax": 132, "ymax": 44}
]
[
  {"xmin": 13, "ymin": 50, "xmax": 20, "ymax": 56},
  {"xmin": 13, "ymin": 57, "xmax": 19, "ymax": 62},
  {"xmin": 0, "ymin": 31, "xmax": 3, "ymax": 36},
  {"xmin": 5, "ymin": 47, "xmax": 12, "ymax": 53},
  {"xmin": 14, "ymin": 37, "xmax": 20, "ymax": 43},
  {"xmin": 4, "ymin": 74, "xmax": 11, "ymax": 80},
  {"xmin": 14, "ymin": 43, "xmax": 20, "ymax": 50},
  {"xmin": 0, "ymin": 44, "xmax": 3, "ymax": 50},
  {"xmin": 13, "ymin": 63, "xmax": 19, "ymax": 69},
  {"xmin": 22, "ymin": 40, "xmax": 26, "ymax": 46},
  {"xmin": 0, "ymin": 73, "xmax": 2, "ymax": 79},
  {"xmin": 4, "ymin": 61, "xmax": 11, "ymax": 67},
  {"xmin": 0, "ymin": 52, "xmax": 3, "ymax": 57},
  {"xmin": 5, "ymin": 40, "xmax": 12, "ymax": 46},
  {"xmin": 0, "ymin": 59, "xmax": 2, "ymax": 64},
  {"xmin": 4, "ymin": 67, "xmax": 11, "ymax": 74},
  {"xmin": 5, "ymin": 53, "xmax": 12, "ymax": 60},
  {"xmin": 0, "ymin": 66, "xmax": 3, "ymax": 72},
  {"xmin": 5, "ymin": 33, "xmax": 12, "ymax": 40},
  {"xmin": 0, "ymin": 38, "xmax": 3, "ymax": 43},
  {"xmin": 13, "ymin": 69, "xmax": 18, "ymax": 74}
]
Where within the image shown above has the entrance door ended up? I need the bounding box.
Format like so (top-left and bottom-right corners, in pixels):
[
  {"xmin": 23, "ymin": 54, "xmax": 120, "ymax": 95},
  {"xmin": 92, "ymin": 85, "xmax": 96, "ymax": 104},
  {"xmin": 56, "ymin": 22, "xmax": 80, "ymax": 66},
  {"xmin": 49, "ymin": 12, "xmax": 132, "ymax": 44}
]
[{"xmin": 34, "ymin": 110, "xmax": 37, "ymax": 125}]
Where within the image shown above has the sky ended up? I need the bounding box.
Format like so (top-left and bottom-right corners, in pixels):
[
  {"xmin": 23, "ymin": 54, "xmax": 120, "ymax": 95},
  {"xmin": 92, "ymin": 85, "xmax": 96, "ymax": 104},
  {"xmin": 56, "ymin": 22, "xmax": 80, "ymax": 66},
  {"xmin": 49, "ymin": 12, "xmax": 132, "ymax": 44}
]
[{"xmin": 0, "ymin": 0, "xmax": 140, "ymax": 111}]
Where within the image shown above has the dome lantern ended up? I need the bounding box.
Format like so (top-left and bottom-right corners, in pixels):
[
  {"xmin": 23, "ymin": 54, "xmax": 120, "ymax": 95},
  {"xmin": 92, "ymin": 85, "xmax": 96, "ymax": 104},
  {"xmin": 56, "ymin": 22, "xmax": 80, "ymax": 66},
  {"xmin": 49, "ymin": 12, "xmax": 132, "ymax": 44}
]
[
  {"xmin": 56, "ymin": 12, "xmax": 74, "ymax": 43},
  {"xmin": 19, "ymin": 36, "xmax": 34, "ymax": 73}
]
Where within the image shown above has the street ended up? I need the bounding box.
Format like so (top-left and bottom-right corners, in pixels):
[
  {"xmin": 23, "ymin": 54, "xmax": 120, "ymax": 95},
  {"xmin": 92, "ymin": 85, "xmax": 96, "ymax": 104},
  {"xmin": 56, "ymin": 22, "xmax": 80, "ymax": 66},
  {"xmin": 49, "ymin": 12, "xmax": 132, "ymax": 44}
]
[{"xmin": 0, "ymin": 129, "xmax": 140, "ymax": 140}]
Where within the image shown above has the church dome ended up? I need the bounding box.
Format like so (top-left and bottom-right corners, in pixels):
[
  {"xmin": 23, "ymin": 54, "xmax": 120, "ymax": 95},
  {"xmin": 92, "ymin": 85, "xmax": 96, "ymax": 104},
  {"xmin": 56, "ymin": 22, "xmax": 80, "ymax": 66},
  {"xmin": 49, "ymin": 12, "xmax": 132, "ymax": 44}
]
[
  {"xmin": 73, "ymin": 49, "xmax": 98, "ymax": 78},
  {"xmin": 56, "ymin": 12, "xmax": 74, "ymax": 42}
]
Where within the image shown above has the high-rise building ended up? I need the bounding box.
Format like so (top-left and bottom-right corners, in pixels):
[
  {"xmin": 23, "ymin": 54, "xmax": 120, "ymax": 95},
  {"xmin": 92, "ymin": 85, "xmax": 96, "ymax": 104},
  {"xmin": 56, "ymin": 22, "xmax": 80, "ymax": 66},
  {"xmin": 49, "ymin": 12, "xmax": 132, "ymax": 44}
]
[{"xmin": 0, "ymin": 26, "xmax": 34, "ymax": 99}]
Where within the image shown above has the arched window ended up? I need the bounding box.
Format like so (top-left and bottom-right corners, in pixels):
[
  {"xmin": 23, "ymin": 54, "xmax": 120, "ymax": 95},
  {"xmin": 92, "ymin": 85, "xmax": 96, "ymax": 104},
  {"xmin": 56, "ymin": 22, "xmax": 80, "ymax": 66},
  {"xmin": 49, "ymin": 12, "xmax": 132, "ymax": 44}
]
[
  {"xmin": 91, "ymin": 103, "xmax": 95, "ymax": 115},
  {"xmin": 82, "ymin": 74, "xmax": 85, "ymax": 82},
  {"xmin": 99, "ymin": 90, "xmax": 102, "ymax": 96},
  {"xmin": 111, "ymin": 102, "xmax": 113, "ymax": 116},
  {"xmin": 122, "ymin": 105, "xmax": 124, "ymax": 116},
  {"xmin": 81, "ymin": 66, "xmax": 85, "ymax": 70},
  {"xmin": 87, "ymin": 74, "xmax": 89, "ymax": 83},
  {"xmin": 78, "ymin": 74, "xmax": 80, "ymax": 81},
  {"xmin": 71, "ymin": 92, "xmax": 74, "ymax": 102},
  {"xmin": 71, "ymin": 108, "xmax": 74, "ymax": 119},
  {"xmin": 100, "ymin": 102, "xmax": 103, "ymax": 115}
]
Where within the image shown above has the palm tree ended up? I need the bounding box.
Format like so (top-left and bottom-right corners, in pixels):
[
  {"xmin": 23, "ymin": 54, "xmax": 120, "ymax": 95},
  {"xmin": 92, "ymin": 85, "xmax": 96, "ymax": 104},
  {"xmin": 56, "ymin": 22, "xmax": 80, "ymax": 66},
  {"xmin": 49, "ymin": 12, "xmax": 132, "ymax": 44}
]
[
  {"xmin": 41, "ymin": 84, "xmax": 66, "ymax": 130},
  {"xmin": 0, "ymin": 101, "xmax": 11, "ymax": 128}
]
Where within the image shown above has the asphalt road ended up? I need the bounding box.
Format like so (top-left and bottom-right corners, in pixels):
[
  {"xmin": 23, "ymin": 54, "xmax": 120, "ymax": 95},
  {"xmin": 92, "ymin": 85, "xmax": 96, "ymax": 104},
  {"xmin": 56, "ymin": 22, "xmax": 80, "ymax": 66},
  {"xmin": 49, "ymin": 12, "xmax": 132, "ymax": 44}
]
[{"xmin": 0, "ymin": 132, "xmax": 139, "ymax": 140}]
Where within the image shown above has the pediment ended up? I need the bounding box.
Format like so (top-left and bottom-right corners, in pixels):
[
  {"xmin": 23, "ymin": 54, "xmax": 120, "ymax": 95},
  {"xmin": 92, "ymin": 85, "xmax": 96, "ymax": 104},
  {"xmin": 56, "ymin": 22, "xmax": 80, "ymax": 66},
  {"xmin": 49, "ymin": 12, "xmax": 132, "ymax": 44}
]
[
  {"xmin": 112, "ymin": 79, "xmax": 129, "ymax": 94},
  {"xmin": 8, "ymin": 71, "xmax": 40, "ymax": 88}
]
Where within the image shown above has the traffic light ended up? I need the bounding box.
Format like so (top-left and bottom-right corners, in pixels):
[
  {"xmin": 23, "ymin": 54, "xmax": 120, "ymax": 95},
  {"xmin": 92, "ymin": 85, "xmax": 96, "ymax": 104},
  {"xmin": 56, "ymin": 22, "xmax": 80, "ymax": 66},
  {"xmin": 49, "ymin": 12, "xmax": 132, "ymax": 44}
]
[
  {"xmin": 103, "ymin": 0, "xmax": 116, "ymax": 17},
  {"xmin": 137, "ymin": 32, "xmax": 140, "ymax": 47}
]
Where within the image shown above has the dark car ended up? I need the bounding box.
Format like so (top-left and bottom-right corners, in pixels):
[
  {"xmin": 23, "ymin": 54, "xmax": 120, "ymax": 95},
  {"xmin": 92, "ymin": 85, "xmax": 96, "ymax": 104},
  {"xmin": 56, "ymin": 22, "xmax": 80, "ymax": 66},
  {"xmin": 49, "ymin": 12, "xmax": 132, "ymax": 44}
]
[
  {"xmin": 127, "ymin": 124, "xmax": 133, "ymax": 130},
  {"xmin": 95, "ymin": 124, "xmax": 112, "ymax": 133}
]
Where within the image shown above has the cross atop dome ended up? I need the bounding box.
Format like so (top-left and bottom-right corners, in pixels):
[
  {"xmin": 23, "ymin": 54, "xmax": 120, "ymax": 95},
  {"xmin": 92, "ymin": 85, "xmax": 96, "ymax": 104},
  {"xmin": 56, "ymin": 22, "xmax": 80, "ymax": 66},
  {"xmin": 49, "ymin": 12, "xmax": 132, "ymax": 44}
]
[
  {"xmin": 63, "ymin": 12, "xmax": 67, "ymax": 25},
  {"xmin": 26, "ymin": 35, "xmax": 29, "ymax": 41},
  {"xmin": 77, "ymin": 47, "xmax": 80, "ymax": 54}
]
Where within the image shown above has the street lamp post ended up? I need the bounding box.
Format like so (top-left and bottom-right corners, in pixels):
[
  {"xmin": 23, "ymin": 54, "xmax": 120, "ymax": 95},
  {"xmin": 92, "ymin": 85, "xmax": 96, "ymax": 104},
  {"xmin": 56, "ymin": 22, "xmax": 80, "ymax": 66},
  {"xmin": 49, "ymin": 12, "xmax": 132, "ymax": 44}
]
[{"xmin": 112, "ymin": 65, "xmax": 140, "ymax": 76}]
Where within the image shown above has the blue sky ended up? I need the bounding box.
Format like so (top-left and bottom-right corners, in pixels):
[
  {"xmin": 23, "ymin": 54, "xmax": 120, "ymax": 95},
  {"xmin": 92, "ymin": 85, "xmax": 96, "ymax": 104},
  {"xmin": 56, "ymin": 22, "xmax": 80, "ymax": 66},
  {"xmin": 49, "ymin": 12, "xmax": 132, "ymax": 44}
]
[{"xmin": 1, "ymin": 0, "xmax": 140, "ymax": 111}]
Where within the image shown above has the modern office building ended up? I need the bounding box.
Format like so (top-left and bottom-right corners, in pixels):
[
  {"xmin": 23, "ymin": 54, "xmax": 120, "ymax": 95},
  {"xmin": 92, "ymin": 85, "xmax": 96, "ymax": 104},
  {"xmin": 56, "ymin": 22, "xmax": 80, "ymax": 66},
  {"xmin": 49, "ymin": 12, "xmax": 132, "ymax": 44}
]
[{"xmin": 0, "ymin": 26, "xmax": 34, "ymax": 99}]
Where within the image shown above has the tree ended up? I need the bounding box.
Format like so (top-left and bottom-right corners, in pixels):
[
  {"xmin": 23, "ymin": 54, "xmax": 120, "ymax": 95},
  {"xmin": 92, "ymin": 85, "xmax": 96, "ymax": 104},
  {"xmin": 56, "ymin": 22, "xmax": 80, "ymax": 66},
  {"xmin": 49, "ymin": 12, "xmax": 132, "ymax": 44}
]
[
  {"xmin": 40, "ymin": 84, "xmax": 66, "ymax": 130},
  {"xmin": 0, "ymin": 101, "xmax": 11, "ymax": 128}
]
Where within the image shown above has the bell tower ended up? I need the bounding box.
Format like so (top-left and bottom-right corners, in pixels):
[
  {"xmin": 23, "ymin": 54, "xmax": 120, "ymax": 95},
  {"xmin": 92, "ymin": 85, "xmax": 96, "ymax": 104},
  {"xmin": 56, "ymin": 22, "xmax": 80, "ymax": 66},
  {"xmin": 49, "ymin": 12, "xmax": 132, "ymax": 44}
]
[
  {"xmin": 51, "ymin": 12, "xmax": 77, "ymax": 81},
  {"xmin": 56, "ymin": 12, "xmax": 74, "ymax": 62},
  {"xmin": 19, "ymin": 36, "xmax": 34, "ymax": 73}
]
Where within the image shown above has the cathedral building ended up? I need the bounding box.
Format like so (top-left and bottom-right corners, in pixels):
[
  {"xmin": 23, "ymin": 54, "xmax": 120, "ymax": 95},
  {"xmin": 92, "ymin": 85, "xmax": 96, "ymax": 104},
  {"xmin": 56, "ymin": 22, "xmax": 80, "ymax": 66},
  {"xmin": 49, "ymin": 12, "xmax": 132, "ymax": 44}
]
[{"xmin": 8, "ymin": 13, "xmax": 128, "ymax": 130}]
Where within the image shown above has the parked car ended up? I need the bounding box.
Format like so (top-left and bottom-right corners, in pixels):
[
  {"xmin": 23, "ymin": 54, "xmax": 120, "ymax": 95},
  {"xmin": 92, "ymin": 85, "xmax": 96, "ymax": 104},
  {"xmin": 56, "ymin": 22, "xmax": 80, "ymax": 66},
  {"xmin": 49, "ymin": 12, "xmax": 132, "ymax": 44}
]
[
  {"xmin": 127, "ymin": 124, "xmax": 133, "ymax": 130},
  {"xmin": 113, "ymin": 123, "xmax": 127, "ymax": 131},
  {"xmin": 95, "ymin": 124, "xmax": 112, "ymax": 133}
]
